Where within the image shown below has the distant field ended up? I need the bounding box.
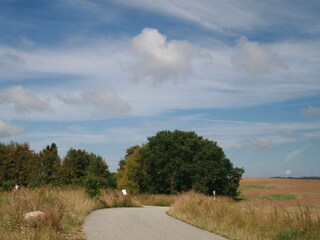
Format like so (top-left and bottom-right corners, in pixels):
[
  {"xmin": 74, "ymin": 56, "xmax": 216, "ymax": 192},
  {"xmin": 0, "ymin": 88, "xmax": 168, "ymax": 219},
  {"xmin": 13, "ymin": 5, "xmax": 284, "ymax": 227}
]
[{"xmin": 240, "ymin": 178, "xmax": 320, "ymax": 216}]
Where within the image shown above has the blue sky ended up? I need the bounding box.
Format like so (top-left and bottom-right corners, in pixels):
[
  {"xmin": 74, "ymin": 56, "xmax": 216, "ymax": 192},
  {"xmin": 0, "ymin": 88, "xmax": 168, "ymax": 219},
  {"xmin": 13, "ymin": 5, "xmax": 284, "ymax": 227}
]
[{"xmin": 0, "ymin": 0, "xmax": 319, "ymax": 177}]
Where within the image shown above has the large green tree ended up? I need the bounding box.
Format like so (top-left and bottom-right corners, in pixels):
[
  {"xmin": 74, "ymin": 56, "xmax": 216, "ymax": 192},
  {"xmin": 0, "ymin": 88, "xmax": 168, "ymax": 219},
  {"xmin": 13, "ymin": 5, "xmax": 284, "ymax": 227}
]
[
  {"xmin": 60, "ymin": 148, "xmax": 111, "ymax": 187},
  {"xmin": 0, "ymin": 142, "xmax": 37, "ymax": 189},
  {"xmin": 117, "ymin": 130, "xmax": 244, "ymax": 196},
  {"xmin": 116, "ymin": 146, "xmax": 146, "ymax": 194},
  {"xmin": 31, "ymin": 143, "xmax": 61, "ymax": 186}
]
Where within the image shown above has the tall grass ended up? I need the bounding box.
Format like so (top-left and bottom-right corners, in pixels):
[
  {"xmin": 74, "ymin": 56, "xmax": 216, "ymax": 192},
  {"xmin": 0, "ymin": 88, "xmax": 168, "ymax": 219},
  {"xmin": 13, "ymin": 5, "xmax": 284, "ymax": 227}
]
[
  {"xmin": 100, "ymin": 189, "xmax": 142, "ymax": 208},
  {"xmin": 168, "ymin": 191, "xmax": 320, "ymax": 240},
  {"xmin": 0, "ymin": 187, "xmax": 97, "ymax": 240},
  {"xmin": 136, "ymin": 194, "xmax": 177, "ymax": 206}
]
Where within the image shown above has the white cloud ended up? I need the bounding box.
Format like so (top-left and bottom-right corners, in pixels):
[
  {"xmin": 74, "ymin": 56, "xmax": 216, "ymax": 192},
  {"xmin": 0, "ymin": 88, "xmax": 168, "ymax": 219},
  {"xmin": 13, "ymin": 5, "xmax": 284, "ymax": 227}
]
[
  {"xmin": 0, "ymin": 85, "xmax": 49, "ymax": 113},
  {"xmin": 232, "ymin": 37, "xmax": 288, "ymax": 75},
  {"xmin": 0, "ymin": 120, "xmax": 24, "ymax": 138},
  {"xmin": 132, "ymin": 28, "xmax": 200, "ymax": 83},
  {"xmin": 285, "ymin": 169, "xmax": 292, "ymax": 176},
  {"xmin": 285, "ymin": 146, "xmax": 307, "ymax": 163},
  {"xmin": 59, "ymin": 90, "xmax": 131, "ymax": 114},
  {"xmin": 115, "ymin": 0, "xmax": 264, "ymax": 32},
  {"xmin": 0, "ymin": 38, "xmax": 319, "ymax": 120},
  {"xmin": 114, "ymin": 0, "xmax": 320, "ymax": 36}
]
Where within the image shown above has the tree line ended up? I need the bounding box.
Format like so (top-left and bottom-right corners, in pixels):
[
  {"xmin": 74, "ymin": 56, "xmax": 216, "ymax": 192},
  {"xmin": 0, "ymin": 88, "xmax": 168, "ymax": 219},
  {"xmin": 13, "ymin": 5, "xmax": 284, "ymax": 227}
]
[
  {"xmin": 0, "ymin": 142, "xmax": 115, "ymax": 191},
  {"xmin": 1, "ymin": 130, "xmax": 244, "ymax": 197}
]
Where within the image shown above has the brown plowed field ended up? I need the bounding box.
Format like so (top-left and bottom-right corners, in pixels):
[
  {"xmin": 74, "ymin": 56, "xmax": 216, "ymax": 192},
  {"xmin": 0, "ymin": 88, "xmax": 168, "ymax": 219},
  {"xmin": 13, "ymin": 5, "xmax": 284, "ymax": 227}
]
[{"xmin": 240, "ymin": 178, "xmax": 320, "ymax": 216}]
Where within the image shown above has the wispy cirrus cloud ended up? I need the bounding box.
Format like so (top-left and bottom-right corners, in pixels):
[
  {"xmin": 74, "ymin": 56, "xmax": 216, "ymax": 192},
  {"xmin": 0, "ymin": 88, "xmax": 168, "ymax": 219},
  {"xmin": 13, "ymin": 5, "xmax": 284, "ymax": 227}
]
[
  {"xmin": 302, "ymin": 106, "xmax": 320, "ymax": 118},
  {"xmin": 285, "ymin": 146, "xmax": 308, "ymax": 163},
  {"xmin": 114, "ymin": 0, "xmax": 263, "ymax": 32},
  {"xmin": 114, "ymin": 0, "xmax": 320, "ymax": 36},
  {"xmin": 238, "ymin": 137, "xmax": 275, "ymax": 150}
]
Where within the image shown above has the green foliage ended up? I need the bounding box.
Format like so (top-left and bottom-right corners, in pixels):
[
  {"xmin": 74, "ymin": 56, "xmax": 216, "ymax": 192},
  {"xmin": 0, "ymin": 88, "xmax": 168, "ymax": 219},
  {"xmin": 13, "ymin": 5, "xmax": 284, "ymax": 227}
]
[
  {"xmin": 0, "ymin": 142, "xmax": 113, "ymax": 190},
  {"xmin": 117, "ymin": 146, "xmax": 145, "ymax": 194},
  {"xmin": 59, "ymin": 148, "xmax": 111, "ymax": 188},
  {"xmin": 0, "ymin": 142, "xmax": 37, "ymax": 188},
  {"xmin": 0, "ymin": 180, "xmax": 14, "ymax": 191},
  {"xmin": 82, "ymin": 173, "xmax": 105, "ymax": 197},
  {"xmin": 30, "ymin": 143, "xmax": 61, "ymax": 187},
  {"xmin": 117, "ymin": 130, "xmax": 244, "ymax": 197}
]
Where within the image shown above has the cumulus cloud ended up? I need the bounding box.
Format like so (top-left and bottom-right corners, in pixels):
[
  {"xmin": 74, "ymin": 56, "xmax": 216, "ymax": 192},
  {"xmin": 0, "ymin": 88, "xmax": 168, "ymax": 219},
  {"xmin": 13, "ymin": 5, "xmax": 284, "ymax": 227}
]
[
  {"xmin": 0, "ymin": 85, "xmax": 49, "ymax": 113},
  {"xmin": 132, "ymin": 28, "xmax": 199, "ymax": 83},
  {"xmin": 59, "ymin": 90, "xmax": 131, "ymax": 114},
  {"xmin": 285, "ymin": 169, "xmax": 292, "ymax": 176},
  {"xmin": 232, "ymin": 36, "xmax": 288, "ymax": 75},
  {"xmin": 0, "ymin": 120, "xmax": 24, "ymax": 138}
]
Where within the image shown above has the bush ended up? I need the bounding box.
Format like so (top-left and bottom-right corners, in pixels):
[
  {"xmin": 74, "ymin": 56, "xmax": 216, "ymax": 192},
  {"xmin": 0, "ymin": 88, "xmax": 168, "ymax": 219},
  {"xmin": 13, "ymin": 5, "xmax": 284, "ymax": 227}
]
[
  {"xmin": 82, "ymin": 174, "xmax": 105, "ymax": 197},
  {"xmin": 1, "ymin": 181, "xmax": 14, "ymax": 191}
]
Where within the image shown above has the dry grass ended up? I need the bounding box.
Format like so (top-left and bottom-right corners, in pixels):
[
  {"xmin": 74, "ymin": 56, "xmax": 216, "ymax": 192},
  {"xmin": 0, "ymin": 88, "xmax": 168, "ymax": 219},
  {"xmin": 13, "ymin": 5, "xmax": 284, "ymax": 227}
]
[
  {"xmin": 100, "ymin": 189, "xmax": 143, "ymax": 208},
  {"xmin": 240, "ymin": 178, "xmax": 320, "ymax": 217},
  {"xmin": 0, "ymin": 187, "xmax": 97, "ymax": 240},
  {"xmin": 136, "ymin": 194, "xmax": 177, "ymax": 206},
  {"xmin": 169, "ymin": 190, "xmax": 320, "ymax": 240}
]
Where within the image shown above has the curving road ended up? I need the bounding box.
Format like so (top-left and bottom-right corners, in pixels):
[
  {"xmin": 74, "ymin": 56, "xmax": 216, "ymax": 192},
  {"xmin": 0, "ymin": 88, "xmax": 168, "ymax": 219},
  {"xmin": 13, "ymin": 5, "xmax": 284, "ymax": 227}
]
[{"xmin": 84, "ymin": 206, "xmax": 226, "ymax": 240}]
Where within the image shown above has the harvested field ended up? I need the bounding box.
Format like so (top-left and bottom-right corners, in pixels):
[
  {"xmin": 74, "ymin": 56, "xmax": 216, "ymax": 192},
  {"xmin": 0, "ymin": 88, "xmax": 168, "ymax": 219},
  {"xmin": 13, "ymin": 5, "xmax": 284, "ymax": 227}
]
[{"xmin": 240, "ymin": 178, "xmax": 320, "ymax": 217}]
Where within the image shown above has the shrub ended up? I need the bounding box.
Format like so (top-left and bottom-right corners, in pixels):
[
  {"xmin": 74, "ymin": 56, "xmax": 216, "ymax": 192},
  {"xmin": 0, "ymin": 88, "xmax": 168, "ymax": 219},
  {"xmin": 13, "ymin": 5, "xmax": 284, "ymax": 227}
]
[{"xmin": 82, "ymin": 174, "xmax": 105, "ymax": 197}]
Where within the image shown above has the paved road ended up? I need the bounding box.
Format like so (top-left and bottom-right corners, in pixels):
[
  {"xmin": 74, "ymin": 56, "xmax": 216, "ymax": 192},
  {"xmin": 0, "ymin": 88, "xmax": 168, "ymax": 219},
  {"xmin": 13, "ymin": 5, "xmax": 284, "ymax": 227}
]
[{"xmin": 84, "ymin": 206, "xmax": 226, "ymax": 240}]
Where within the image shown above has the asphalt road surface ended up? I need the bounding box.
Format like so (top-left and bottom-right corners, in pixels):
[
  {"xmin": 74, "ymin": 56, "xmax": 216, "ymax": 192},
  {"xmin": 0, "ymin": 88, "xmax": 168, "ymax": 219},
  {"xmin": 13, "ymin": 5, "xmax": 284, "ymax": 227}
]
[{"xmin": 84, "ymin": 206, "xmax": 226, "ymax": 240}]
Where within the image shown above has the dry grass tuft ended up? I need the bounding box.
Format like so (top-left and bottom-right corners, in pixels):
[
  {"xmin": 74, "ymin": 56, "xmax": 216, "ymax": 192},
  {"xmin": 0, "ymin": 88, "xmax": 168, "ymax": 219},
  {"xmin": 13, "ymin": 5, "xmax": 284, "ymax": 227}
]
[
  {"xmin": 0, "ymin": 187, "xmax": 97, "ymax": 240},
  {"xmin": 168, "ymin": 191, "xmax": 320, "ymax": 240}
]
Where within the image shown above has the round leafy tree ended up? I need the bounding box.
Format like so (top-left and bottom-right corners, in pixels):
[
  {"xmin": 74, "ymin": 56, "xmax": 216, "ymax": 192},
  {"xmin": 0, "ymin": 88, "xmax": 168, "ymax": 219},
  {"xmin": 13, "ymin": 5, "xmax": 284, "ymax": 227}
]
[{"xmin": 117, "ymin": 130, "xmax": 244, "ymax": 197}]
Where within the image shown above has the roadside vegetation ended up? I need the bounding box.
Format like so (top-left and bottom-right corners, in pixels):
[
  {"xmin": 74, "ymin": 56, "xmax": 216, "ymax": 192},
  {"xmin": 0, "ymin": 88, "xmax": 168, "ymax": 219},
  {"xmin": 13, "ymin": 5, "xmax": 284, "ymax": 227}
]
[
  {"xmin": 168, "ymin": 191, "xmax": 320, "ymax": 240},
  {"xmin": 4, "ymin": 130, "xmax": 319, "ymax": 239},
  {"xmin": 0, "ymin": 187, "xmax": 96, "ymax": 240},
  {"xmin": 0, "ymin": 187, "xmax": 147, "ymax": 240}
]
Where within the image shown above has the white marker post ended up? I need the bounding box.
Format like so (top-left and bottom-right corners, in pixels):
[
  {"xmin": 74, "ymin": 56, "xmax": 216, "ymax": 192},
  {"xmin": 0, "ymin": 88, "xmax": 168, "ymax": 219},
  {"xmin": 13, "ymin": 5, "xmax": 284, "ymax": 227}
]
[{"xmin": 213, "ymin": 190, "xmax": 216, "ymax": 201}]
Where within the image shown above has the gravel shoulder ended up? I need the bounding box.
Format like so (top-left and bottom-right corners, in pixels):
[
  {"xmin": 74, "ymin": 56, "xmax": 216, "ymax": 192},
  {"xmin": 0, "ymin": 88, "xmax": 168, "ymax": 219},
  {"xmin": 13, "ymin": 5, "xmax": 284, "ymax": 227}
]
[{"xmin": 84, "ymin": 206, "xmax": 226, "ymax": 240}]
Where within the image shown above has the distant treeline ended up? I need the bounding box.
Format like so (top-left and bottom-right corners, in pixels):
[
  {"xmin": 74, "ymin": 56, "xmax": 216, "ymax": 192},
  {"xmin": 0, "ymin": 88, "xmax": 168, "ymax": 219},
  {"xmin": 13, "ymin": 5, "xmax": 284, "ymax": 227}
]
[
  {"xmin": 271, "ymin": 177, "xmax": 320, "ymax": 180},
  {"xmin": 0, "ymin": 142, "xmax": 115, "ymax": 191}
]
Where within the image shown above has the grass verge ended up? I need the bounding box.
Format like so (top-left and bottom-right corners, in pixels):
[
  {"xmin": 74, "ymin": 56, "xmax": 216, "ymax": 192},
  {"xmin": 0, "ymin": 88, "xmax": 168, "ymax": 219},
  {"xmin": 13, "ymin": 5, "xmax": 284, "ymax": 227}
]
[
  {"xmin": 168, "ymin": 191, "xmax": 320, "ymax": 240},
  {"xmin": 136, "ymin": 194, "xmax": 177, "ymax": 206},
  {"xmin": 0, "ymin": 187, "xmax": 98, "ymax": 240}
]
